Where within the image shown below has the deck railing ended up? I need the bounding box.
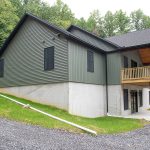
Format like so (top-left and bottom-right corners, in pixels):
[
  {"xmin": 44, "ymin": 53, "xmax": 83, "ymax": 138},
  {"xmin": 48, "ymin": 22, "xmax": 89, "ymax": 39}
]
[{"xmin": 121, "ymin": 66, "xmax": 150, "ymax": 82}]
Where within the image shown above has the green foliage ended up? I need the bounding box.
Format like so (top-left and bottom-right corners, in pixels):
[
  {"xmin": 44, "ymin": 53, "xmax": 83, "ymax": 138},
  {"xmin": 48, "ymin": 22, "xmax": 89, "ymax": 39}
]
[
  {"xmin": 0, "ymin": 0, "xmax": 19, "ymax": 47},
  {"xmin": 103, "ymin": 11, "xmax": 116, "ymax": 37},
  {"xmin": 114, "ymin": 10, "xmax": 130, "ymax": 34},
  {"xmin": 0, "ymin": 93, "xmax": 148, "ymax": 134},
  {"xmin": 1, "ymin": 0, "xmax": 150, "ymax": 48}
]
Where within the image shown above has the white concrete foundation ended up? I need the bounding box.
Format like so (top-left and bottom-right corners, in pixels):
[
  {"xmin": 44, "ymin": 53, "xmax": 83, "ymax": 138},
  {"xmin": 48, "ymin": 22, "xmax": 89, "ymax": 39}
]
[
  {"xmin": 69, "ymin": 82, "xmax": 106, "ymax": 118},
  {"xmin": 0, "ymin": 83, "xmax": 69, "ymax": 110},
  {"xmin": 0, "ymin": 82, "xmax": 106, "ymax": 118},
  {"xmin": 143, "ymin": 88, "xmax": 150, "ymax": 109},
  {"xmin": 107, "ymin": 85, "xmax": 122, "ymax": 116}
]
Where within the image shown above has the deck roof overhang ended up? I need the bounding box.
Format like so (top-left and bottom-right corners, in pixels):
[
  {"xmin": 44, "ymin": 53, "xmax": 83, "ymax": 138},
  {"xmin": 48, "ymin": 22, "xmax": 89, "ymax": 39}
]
[{"xmin": 139, "ymin": 48, "xmax": 150, "ymax": 65}]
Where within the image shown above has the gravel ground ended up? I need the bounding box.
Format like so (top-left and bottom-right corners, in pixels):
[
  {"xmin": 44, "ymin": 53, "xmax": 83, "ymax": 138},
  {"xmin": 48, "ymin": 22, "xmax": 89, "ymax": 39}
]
[{"xmin": 0, "ymin": 118, "xmax": 150, "ymax": 150}]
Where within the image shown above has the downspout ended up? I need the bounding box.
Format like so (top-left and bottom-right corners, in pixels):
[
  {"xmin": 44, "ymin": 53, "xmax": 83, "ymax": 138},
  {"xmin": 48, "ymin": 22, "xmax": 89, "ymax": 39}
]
[{"xmin": 105, "ymin": 54, "xmax": 108, "ymax": 113}]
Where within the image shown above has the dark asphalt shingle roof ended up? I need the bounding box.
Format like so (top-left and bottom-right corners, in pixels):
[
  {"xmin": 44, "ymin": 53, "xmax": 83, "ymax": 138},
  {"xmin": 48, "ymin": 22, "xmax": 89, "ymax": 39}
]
[{"xmin": 106, "ymin": 29, "xmax": 150, "ymax": 47}]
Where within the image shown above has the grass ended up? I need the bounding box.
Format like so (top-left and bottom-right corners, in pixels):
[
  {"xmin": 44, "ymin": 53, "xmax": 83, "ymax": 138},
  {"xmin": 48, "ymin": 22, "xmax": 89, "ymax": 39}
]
[{"xmin": 0, "ymin": 93, "xmax": 149, "ymax": 134}]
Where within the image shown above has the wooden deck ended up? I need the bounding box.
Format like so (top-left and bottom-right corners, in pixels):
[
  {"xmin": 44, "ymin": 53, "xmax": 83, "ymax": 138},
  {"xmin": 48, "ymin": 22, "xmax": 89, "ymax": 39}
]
[{"xmin": 121, "ymin": 66, "xmax": 150, "ymax": 86}]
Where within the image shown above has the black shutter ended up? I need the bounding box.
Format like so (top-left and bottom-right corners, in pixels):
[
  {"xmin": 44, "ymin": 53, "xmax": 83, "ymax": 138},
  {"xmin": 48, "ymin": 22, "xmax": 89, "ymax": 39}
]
[
  {"xmin": 87, "ymin": 50, "xmax": 94, "ymax": 72},
  {"xmin": 123, "ymin": 56, "xmax": 128, "ymax": 68},
  {"xmin": 44, "ymin": 47, "xmax": 54, "ymax": 71},
  {"xmin": 123, "ymin": 89, "xmax": 128, "ymax": 110},
  {"xmin": 0, "ymin": 59, "xmax": 4, "ymax": 77},
  {"xmin": 139, "ymin": 90, "xmax": 143, "ymax": 107}
]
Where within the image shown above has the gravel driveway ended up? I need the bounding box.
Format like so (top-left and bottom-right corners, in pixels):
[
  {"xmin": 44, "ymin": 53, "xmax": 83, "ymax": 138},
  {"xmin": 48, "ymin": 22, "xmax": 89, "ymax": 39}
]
[{"xmin": 0, "ymin": 118, "xmax": 150, "ymax": 150}]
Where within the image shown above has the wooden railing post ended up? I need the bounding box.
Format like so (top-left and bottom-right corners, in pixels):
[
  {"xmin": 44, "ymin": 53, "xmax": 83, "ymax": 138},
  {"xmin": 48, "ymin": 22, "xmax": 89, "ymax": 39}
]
[{"xmin": 121, "ymin": 66, "xmax": 150, "ymax": 83}]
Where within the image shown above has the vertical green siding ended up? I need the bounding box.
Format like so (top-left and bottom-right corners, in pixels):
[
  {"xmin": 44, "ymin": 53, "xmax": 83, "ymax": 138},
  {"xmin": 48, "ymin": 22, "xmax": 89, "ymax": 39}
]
[
  {"xmin": 107, "ymin": 52, "xmax": 122, "ymax": 85},
  {"xmin": 68, "ymin": 41, "xmax": 106, "ymax": 85},
  {"xmin": 121, "ymin": 50, "xmax": 143, "ymax": 67},
  {"xmin": 0, "ymin": 18, "xmax": 68, "ymax": 87},
  {"xmin": 69, "ymin": 28, "xmax": 117, "ymax": 51}
]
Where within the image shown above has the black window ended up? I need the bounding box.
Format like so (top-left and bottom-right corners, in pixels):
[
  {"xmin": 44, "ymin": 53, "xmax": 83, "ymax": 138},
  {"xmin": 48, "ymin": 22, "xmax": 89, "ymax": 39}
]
[
  {"xmin": 44, "ymin": 47, "xmax": 54, "ymax": 71},
  {"xmin": 139, "ymin": 90, "xmax": 143, "ymax": 107},
  {"xmin": 123, "ymin": 89, "xmax": 128, "ymax": 110},
  {"xmin": 131, "ymin": 60, "xmax": 137, "ymax": 68},
  {"xmin": 87, "ymin": 50, "xmax": 94, "ymax": 72},
  {"xmin": 0, "ymin": 59, "xmax": 4, "ymax": 77},
  {"xmin": 149, "ymin": 91, "xmax": 150, "ymax": 105},
  {"xmin": 123, "ymin": 56, "xmax": 128, "ymax": 68}
]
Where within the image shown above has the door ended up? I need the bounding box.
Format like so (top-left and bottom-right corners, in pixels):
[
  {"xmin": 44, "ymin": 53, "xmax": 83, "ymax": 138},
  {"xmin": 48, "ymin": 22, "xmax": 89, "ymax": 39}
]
[{"xmin": 131, "ymin": 90, "xmax": 138, "ymax": 113}]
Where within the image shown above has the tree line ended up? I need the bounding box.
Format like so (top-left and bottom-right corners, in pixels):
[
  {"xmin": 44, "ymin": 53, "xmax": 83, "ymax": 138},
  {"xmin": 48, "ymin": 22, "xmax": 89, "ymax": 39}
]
[{"xmin": 1, "ymin": 0, "xmax": 150, "ymax": 47}]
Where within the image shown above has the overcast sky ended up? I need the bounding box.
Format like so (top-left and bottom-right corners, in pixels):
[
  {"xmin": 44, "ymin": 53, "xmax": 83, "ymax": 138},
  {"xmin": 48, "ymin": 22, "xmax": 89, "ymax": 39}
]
[{"xmin": 43, "ymin": 0, "xmax": 150, "ymax": 19}]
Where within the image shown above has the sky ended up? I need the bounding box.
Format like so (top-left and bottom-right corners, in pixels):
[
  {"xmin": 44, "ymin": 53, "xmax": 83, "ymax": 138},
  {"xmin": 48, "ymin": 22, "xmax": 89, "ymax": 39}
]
[{"xmin": 43, "ymin": 0, "xmax": 150, "ymax": 19}]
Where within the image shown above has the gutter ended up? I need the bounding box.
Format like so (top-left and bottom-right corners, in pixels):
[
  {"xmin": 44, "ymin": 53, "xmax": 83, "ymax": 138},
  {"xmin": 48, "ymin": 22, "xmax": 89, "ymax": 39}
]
[{"xmin": 0, "ymin": 94, "xmax": 97, "ymax": 135}]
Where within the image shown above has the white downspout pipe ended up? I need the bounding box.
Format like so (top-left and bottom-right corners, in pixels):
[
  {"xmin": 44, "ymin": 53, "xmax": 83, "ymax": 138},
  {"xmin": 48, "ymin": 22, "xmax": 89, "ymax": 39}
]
[{"xmin": 0, "ymin": 94, "xmax": 97, "ymax": 135}]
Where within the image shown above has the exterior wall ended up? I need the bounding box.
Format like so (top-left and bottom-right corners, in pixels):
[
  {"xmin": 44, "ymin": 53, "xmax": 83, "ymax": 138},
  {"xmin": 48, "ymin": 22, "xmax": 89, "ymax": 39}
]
[
  {"xmin": 68, "ymin": 41, "xmax": 106, "ymax": 85},
  {"xmin": 69, "ymin": 82, "xmax": 106, "ymax": 118},
  {"xmin": 0, "ymin": 17, "xmax": 68, "ymax": 87},
  {"xmin": 122, "ymin": 84, "xmax": 143, "ymax": 115},
  {"xmin": 143, "ymin": 88, "xmax": 150, "ymax": 109},
  {"xmin": 107, "ymin": 52, "xmax": 122, "ymax": 85},
  {"xmin": 0, "ymin": 83, "xmax": 69, "ymax": 110},
  {"xmin": 108, "ymin": 84, "xmax": 145, "ymax": 116},
  {"xmin": 0, "ymin": 82, "xmax": 107, "ymax": 118},
  {"xmin": 121, "ymin": 50, "xmax": 143, "ymax": 67},
  {"xmin": 69, "ymin": 28, "xmax": 117, "ymax": 51},
  {"xmin": 107, "ymin": 85, "xmax": 122, "ymax": 115}
]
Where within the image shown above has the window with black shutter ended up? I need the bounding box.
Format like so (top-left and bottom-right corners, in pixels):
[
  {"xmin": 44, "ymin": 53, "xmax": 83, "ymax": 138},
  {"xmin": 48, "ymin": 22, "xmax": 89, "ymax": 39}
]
[
  {"xmin": 123, "ymin": 56, "xmax": 128, "ymax": 68},
  {"xmin": 123, "ymin": 89, "xmax": 128, "ymax": 110},
  {"xmin": 139, "ymin": 90, "xmax": 143, "ymax": 107},
  {"xmin": 44, "ymin": 47, "xmax": 54, "ymax": 71},
  {"xmin": 0, "ymin": 59, "xmax": 4, "ymax": 77},
  {"xmin": 87, "ymin": 50, "xmax": 94, "ymax": 72}
]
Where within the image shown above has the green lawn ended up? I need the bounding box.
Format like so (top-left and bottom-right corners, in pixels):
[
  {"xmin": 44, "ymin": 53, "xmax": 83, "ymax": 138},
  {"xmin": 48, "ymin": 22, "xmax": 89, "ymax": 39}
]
[{"xmin": 0, "ymin": 93, "xmax": 148, "ymax": 134}]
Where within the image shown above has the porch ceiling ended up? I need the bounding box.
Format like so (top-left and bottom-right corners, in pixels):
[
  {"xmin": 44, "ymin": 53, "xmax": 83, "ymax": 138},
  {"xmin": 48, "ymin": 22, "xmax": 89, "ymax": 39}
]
[{"xmin": 139, "ymin": 48, "xmax": 150, "ymax": 65}]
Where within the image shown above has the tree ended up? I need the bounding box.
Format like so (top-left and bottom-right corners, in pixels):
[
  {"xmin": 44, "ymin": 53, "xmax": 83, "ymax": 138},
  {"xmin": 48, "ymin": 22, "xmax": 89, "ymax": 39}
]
[
  {"xmin": 114, "ymin": 10, "xmax": 130, "ymax": 34},
  {"xmin": 75, "ymin": 17, "xmax": 87, "ymax": 29},
  {"xmin": 130, "ymin": 9, "xmax": 145, "ymax": 30},
  {"xmin": 142, "ymin": 16, "xmax": 150, "ymax": 29},
  {"xmin": 103, "ymin": 11, "xmax": 116, "ymax": 37},
  {"xmin": 86, "ymin": 10, "xmax": 104, "ymax": 36},
  {"xmin": 0, "ymin": 0, "xmax": 19, "ymax": 47},
  {"xmin": 49, "ymin": 0, "xmax": 75, "ymax": 28}
]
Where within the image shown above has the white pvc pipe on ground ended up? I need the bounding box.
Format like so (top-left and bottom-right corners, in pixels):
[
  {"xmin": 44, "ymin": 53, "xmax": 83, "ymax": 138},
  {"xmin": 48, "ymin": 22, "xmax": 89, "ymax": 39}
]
[{"xmin": 0, "ymin": 94, "xmax": 97, "ymax": 135}]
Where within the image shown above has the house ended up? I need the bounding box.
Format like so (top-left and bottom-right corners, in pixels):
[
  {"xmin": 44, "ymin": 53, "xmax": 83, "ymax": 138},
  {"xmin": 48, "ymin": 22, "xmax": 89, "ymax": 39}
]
[{"xmin": 0, "ymin": 13, "xmax": 149, "ymax": 118}]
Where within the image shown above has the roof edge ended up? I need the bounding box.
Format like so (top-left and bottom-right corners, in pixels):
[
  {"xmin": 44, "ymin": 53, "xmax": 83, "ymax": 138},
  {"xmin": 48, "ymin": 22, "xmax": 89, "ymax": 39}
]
[
  {"xmin": 67, "ymin": 25, "xmax": 121, "ymax": 48},
  {"xmin": 108, "ymin": 43, "xmax": 150, "ymax": 53},
  {"xmin": 0, "ymin": 13, "xmax": 107, "ymax": 56}
]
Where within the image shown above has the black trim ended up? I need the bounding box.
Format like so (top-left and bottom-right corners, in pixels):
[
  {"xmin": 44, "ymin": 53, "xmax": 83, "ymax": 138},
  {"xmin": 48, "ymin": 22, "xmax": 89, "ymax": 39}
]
[
  {"xmin": 105, "ymin": 54, "xmax": 108, "ymax": 113},
  {"xmin": 44, "ymin": 47, "xmax": 54, "ymax": 71},
  {"xmin": 87, "ymin": 50, "xmax": 94, "ymax": 72},
  {"xmin": 67, "ymin": 25, "xmax": 120, "ymax": 48},
  {"xmin": 0, "ymin": 13, "xmax": 106, "ymax": 57},
  {"xmin": 123, "ymin": 89, "xmax": 129, "ymax": 110},
  {"xmin": 0, "ymin": 59, "xmax": 4, "ymax": 77}
]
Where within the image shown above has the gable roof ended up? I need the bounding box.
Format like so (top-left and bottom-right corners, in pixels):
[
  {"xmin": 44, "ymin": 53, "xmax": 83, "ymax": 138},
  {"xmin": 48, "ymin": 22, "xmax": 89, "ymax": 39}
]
[
  {"xmin": 0, "ymin": 13, "xmax": 116, "ymax": 56},
  {"xmin": 106, "ymin": 29, "xmax": 150, "ymax": 47},
  {"xmin": 67, "ymin": 25, "xmax": 120, "ymax": 48}
]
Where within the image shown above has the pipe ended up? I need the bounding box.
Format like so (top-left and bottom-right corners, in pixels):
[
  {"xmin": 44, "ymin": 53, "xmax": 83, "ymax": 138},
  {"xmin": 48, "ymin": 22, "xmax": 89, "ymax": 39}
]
[{"xmin": 0, "ymin": 94, "xmax": 97, "ymax": 135}]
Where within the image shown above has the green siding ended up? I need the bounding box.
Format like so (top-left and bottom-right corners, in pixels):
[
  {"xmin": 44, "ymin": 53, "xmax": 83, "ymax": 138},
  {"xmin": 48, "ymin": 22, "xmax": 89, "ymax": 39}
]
[
  {"xmin": 0, "ymin": 18, "xmax": 68, "ymax": 87},
  {"xmin": 68, "ymin": 41, "xmax": 106, "ymax": 85},
  {"xmin": 69, "ymin": 29, "xmax": 117, "ymax": 51},
  {"xmin": 107, "ymin": 52, "xmax": 122, "ymax": 85},
  {"xmin": 121, "ymin": 50, "xmax": 143, "ymax": 67}
]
